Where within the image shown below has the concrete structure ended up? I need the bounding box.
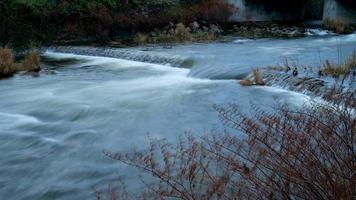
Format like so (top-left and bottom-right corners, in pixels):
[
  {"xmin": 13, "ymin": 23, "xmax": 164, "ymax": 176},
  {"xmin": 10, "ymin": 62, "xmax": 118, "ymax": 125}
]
[
  {"xmin": 323, "ymin": 0, "xmax": 356, "ymax": 23},
  {"xmin": 229, "ymin": 0, "xmax": 356, "ymax": 23}
]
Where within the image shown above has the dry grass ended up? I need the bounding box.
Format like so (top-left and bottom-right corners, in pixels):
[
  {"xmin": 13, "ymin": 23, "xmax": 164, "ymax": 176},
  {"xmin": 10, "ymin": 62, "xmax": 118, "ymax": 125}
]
[
  {"xmin": 101, "ymin": 91, "xmax": 355, "ymax": 200},
  {"xmin": 133, "ymin": 33, "xmax": 149, "ymax": 46},
  {"xmin": 0, "ymin": 47, "xmax": 15, "ymax": 78},
  {"xmin": 131, "ymin": 22, "xmax": 221, "ymax": 45},
  {"xmin": 22, "ymin": 51, "xmax": 41, "ymax": 72},
  {"xmin": 321, "ymin": 52, "xmax": 355, "ymax": 78},
  {"xmin": 322, "ymin": 60, "xmax": 350, "ymax": 78},
  {"xmin": 322, "ymin": 18, "xmax": 349, "ymax": 34},
  {"xmin": 239, "ymin": 69, "xmax": 265, "ymax": 86},
  {"xmin": 253, "ymin": 69, "xmax": 265, "ymax": 85},
  {"xmin": 0, "ymin": 48, "xmax": 41, "ymax": 78},
  {"xmin": 175, "ymin": 23, "xmax": 192, "ymax": 42}
]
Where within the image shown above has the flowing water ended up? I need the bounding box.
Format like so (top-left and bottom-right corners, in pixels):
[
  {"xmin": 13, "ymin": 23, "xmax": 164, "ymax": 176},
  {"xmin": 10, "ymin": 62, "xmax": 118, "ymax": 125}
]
[{"xmin": 0, "ymin": 33, "xmax": 355, "ymax": 199}]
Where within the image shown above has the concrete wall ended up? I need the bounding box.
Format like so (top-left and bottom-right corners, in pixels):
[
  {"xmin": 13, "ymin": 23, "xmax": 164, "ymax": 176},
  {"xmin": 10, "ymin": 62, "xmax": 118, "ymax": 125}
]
[
  {"xmin": 323, "ymin": 0, "xmax": 356, "ymax": 23},
  {"xmin": 229, "ymin": 0, "xmax": 356, "ymax": 23}
]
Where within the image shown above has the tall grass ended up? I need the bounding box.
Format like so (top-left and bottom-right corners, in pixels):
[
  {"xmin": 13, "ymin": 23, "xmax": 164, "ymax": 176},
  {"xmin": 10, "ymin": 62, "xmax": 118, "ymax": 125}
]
[
  {"xmin": 321, "ymin": 52, "xmax": 356, "ymax": 78},
  {"xmin": 0, "ymin": 48, "xmax": 41, "ymax": 78},
  {"xmin": 0, "ymin": 48, "xmax": 15, "ymax": 78},
  {"xmin": 238, "ymin": 69, "xmax": 265, "ymax": 86},
  {"xmin": 322, "ymin": 18, "xmax": 350, "ymax": 34},
  {"xmin": 23, "ymin": 51, "xmax": 41, "ymax": 72}
]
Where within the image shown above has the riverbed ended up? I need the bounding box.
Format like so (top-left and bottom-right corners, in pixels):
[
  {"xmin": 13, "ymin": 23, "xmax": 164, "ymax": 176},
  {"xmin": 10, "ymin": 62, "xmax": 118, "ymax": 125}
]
[{"xmin": 0, "ymin": 32, "xmax": 355, "ymax": 199}]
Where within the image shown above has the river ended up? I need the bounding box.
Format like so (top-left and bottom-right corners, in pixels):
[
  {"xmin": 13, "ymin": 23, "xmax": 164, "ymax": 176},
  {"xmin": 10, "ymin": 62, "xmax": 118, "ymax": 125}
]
[{"xmin": 0, "ymin": 32, "xmax": 355, "ymax": 199}]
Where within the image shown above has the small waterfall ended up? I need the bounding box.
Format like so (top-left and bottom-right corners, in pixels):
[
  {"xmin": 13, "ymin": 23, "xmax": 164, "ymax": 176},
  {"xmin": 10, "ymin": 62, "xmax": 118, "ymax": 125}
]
[
  {"xmin": 45, "ymin": 46, "xmax": 191, "ymax": 68},
  {"xmin": 46, "ymin": 46, "xmax": 249, "ymax": 80},
  {"xmin": 188, "ymin": 66, "xmax": 249, "ymax": 80}
]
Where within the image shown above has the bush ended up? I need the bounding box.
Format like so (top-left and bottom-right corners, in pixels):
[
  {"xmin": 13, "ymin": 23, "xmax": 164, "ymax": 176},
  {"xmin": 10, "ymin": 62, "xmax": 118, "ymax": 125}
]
[
  {"xmin": 22, "ymin": 51, "xmax": 41, "ymax": 72},
  {"xmin": 133, "ymin": 33, "xmax": 149, "ymax": 45},
  {"xmin": 238, "ymin": 69, "xmax": 265, "ymax": 86},
  {"xmin": 175, "ymin": 23, "xmax": 192, "ymax": 42},
  {"xmin": 0, "ymin": 48, "xmax": 41, "ymax": 78},
  {"xmin": 0, "ymin": 47, "xmax": 15, "ymax": 78},
  {"xmin": 102, "ymin": 90, "xmax": 355, "ymax": 199},
  {"xmin": 321, "ymin": 52, "xmax": 356, "ymax": 78},
  {"xmin": 322, "ymin": 18, "xmax": 351, "ymax": 34}
]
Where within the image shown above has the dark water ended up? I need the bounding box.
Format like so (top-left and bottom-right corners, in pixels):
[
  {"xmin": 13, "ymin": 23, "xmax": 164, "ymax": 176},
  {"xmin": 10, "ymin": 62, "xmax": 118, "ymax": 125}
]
[{"xmin": 0, "ymin": 33, "xmax": 355, "ymax": 199}]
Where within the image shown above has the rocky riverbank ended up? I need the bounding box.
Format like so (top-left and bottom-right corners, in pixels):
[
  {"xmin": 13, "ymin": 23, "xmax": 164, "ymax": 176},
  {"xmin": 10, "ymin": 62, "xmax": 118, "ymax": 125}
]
[
  {"xmin": 240, "ymin": 61, "xmax": 355, "ymax": 101},
  {"xmin": 262, "ymin": 69, "xmax": 355, "ymax": 98}
]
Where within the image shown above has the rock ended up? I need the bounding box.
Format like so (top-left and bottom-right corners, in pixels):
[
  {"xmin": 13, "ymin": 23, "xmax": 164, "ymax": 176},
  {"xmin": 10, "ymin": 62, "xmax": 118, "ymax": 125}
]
[
  {"xmin": 238, "ymin": 79, "xmax": 254, "ymax": 86},
  {"xmin": 202, "ymin": 26, "xmax": 209, "ymax": 32},
  {"xmin": 149, "ymin": 31, "xmax": 157, "ymax": 37},
  {"xmin": 293, "ymin": 68, "xmax": 298, "ymax": 76},
  {"xmin": 209, "ymin": 24, "xmax": 222, "ymax": 34},
  {"xmin": 189, "ymin": 21, "xmax": 200, "ymax": 33}
]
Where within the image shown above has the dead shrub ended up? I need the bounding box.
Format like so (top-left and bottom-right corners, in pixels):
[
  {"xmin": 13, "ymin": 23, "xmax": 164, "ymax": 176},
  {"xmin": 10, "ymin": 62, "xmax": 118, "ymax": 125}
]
[
  {"xmin": 175, "ymin": 23, "xmax": 191, "ymax": 42},
  {"xmin": 322, "ymin": 18, "xmax": 350, "ymax": 34},
  {"xmin": 133, "ymin": 33, "xmax": 149, "ymax": 45},
  {"xmin": 239, "ymin": 69, "xmax": 265, "ymax": 86},
  {"xmin": 22, "ymin": 51, "xmax": 41, "ymax": 72},
  {"xmin": 102, "ymin": 91, "xmax": 355, "ymax": 200},
  {"xmin": 322, "ymin": 56, "xmax": 352, "ymax": 78},
  {"xmin": 0, "ymin": 47, "xmax": 15, "ymax": 78}
]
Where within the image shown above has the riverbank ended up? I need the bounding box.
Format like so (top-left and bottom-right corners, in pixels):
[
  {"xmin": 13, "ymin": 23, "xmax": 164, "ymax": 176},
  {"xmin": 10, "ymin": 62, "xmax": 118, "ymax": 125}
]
[{"xmin": 57, "ymin": 22, "xmax": 354, "ymax": 47}]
